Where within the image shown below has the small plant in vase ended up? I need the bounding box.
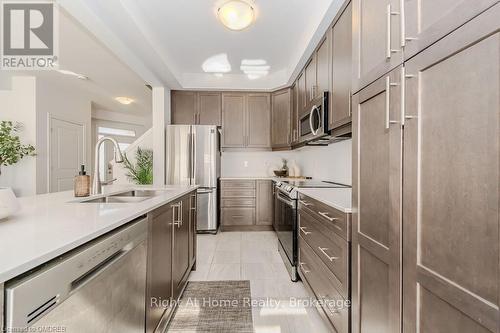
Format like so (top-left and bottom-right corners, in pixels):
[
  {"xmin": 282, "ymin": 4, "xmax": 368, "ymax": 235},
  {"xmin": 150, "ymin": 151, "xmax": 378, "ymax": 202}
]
[
  {"xmin": 123, "ymin": 147, "xmax": 153, "ymax": 185},
  {"xmin": 0, "ymin": 121, "xmax": 36, "ymax": 176}
]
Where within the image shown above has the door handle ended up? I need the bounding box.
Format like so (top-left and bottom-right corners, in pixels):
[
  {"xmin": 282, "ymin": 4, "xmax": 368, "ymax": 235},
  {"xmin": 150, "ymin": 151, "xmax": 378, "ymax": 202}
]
[
  {"xmin": 172, "ymin": 202, "xmax": 182, "ymax": 228},
  {"xmin": 299, "ymin": 200, "xmax": 312, "ymax": 207},
  {"xmin": 386, "ymin": 4, "xmax": 400, "ymax": 59},
  {"xmin": 385, "ymin": 76, "xmax": 399, "ymax": 129},
  {"xmin": 299, "ymin": 262, "xmax": 310, "ymax": 274},
  {"xmin": 318, "ymin": 247, "xmax": 339, "ymax": 261},
  {"xmin": 299, "ymin": 226, "xmax": 312, "ymax": 235},
  {"xmin": 318, "ymin": 211, "xmax": 338, "ymax": 222}
]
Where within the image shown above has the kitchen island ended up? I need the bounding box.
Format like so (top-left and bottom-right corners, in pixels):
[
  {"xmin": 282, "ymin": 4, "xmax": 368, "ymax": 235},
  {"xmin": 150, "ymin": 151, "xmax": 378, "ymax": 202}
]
[{"xmin": 0, "ymin": 185, "xmax": 198, "ymax": 332}]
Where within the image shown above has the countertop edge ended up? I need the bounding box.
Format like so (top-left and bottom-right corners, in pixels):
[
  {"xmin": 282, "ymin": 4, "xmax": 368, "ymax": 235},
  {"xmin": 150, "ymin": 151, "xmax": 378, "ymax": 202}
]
[
  {"xmin": 296, "ymin": 188, "xmax": 352, "ymax": 214},
  {"xmin": 0, "ymin": 186, "xmax": 197, "ymax": 284}
]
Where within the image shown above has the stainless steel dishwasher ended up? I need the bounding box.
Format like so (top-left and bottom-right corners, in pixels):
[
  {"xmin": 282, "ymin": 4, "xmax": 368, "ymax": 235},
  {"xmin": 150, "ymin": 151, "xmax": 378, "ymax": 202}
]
[{"xmin": 4, "ymin": 217, "xmax": 148, "ymax": 333}]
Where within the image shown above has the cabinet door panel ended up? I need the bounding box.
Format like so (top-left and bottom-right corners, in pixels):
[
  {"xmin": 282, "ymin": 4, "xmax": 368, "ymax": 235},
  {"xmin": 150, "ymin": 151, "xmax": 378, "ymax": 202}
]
[
  {"xmin": 147, "ymin": 205, "xmax": 173, "ymax": 333},
  {"xmin": 247, "ymin": 94, "xmax": 271, "ymax": 148},
  {"xmin": 298, "ymin": 72, "xmax": 307, "ymax": 116},
  {"xmin": 330, "ymin": 3, "xmax": 352, "ymax": 130},
  {"xmin": 305, "ymin": 56, "xmax": 317, "ymax": 103},
  {"xmin": 316, "ymin": 35, "xmax": 330, "ymax": 97},
  {"xmin": 221, "ymin": 93, "xmax": 246, "ymax": 148},
  {"xmin": 172, "ymin": 91, "xmax": 197, "ymax": 125},
  {"xmin": 352, "ymin": 0, "xmax": 402, "ymax": 92},
  {"xmin": 403, "ymin": 8, "xmax": 500, "ymax": 333},
  {"xmin": 291, "ymin": 83, "xmax": 299, "ymax": 144},
  {"xmin": 198, "ymin": 92, "xmax": 221, "ymax": 126},
  {"xmin": 256, "ymin": 180, "xmax": 273, "ymax": 225},
  {"xmin": 271, "ymin": 89, "xmax": 291, "ymax": 148},
  {"xmin": 404, "ymin": 0, "xmax": 498, "ymax": 59},
  {"xmin": 352, "ymin": 66, "xmax": 402, "ymax": 333},
  {"xmin": 172, "ymin": 197, "xmax": 191, "ymax": 299}
]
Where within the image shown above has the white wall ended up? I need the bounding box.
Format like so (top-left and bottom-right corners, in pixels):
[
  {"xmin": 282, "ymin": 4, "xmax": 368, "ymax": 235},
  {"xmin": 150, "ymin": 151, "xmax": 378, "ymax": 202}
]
[
  {"xmin": 221, "ymin": 139, "xmax": 352, "ymax": 185},
  {"xmin": 36, "ymin": 78, "xmax": 92, "ymax": 194},
  {"xmin": 0, "ymin": 77, "xmax": 37, "ymax": 197}
]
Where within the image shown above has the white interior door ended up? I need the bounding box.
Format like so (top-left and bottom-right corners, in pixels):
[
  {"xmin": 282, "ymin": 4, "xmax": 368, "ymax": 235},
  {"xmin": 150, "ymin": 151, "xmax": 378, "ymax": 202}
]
[{"xmin": 49, "ymin": 117, "xmax": 85, "ymax": 193}]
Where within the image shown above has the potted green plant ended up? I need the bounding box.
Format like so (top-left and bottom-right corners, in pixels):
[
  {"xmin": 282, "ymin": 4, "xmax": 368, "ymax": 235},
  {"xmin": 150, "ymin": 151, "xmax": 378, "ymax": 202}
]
[
  {"xmin": 0, "ymin": 121, "xmax": 35, "ymax": 219},
  {"xmin": 0, "ymin": 121, "xmax": 36, "ymax": 176},
  {"xmin": 123, "ymin": 147, "xmax": 153, "ymax": 185}
]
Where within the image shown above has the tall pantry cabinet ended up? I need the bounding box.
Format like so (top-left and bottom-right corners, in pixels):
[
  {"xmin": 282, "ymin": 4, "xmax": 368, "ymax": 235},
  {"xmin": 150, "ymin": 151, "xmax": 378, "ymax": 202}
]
[{"xmin": 352, "ymin": 2, "xmax": 499, "ymax": 333}]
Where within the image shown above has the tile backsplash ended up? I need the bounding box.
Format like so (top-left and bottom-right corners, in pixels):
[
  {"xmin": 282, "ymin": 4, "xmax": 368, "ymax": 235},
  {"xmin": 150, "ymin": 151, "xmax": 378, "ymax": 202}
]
[{"xmin": 221, "ymin": 139, "xmax": 352, "ymax": 185}]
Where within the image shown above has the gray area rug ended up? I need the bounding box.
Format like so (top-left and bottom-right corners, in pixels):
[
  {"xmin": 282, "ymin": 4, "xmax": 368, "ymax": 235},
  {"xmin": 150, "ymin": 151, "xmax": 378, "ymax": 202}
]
[{"xmin": 168, "ymin": 281, "xmax": 254, "ymax": 333}]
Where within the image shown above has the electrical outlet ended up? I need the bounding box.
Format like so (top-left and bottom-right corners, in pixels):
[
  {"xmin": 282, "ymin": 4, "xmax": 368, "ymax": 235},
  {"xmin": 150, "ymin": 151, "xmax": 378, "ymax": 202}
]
[{"xmin": 244, "ymin": 161, "xmax": 249, "ymax": 167}]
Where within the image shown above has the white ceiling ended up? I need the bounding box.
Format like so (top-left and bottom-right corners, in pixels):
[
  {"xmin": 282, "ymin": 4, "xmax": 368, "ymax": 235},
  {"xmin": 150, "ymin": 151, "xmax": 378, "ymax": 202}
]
[
  {"xmin": 1, "ymin": 9, "xmax": 152, "ymax": 117},
  {"xmin": 59, "ymin": 0, "xmax": 345, "ymax": 90}
]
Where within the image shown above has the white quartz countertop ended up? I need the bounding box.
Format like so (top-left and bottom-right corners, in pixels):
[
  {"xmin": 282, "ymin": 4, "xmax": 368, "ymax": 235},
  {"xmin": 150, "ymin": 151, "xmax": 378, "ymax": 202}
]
[
  {"xmin": 0, "ymin": 185, "xmax": 198, "ymax": 284},
  {"xmin": 296, "ymin": 187, "xmax": 352, "ymax": 213}
]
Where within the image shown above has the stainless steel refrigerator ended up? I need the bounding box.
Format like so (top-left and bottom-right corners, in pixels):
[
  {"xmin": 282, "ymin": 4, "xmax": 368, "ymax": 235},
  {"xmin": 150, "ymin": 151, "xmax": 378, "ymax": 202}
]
[{"xmin": 165, "ymin": 125, "xmax": 220, "ymax": 233}]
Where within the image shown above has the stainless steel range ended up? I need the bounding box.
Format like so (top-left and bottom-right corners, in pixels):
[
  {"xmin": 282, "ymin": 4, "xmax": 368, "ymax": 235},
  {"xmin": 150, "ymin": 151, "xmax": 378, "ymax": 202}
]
[{"xmin": 273, "ymin": 179, "xmax": 350, "ymax": 281}]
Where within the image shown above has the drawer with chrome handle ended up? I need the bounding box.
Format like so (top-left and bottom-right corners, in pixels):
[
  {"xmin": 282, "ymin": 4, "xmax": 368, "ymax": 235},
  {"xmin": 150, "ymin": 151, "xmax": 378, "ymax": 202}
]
[
  {"xmin": 298, "ymin": 237, "xmax": 349, "ymax": 332},
  {"xmin": 299, "ymin": 210, "xmax": 349, "ymax": 297},
  {"xmin": 318, "ymin": 247, "xmax": 339, "ymax": 261},
  {"xmin": 298, "ymin": 193, "xmax": 350, "ymax": 241}
]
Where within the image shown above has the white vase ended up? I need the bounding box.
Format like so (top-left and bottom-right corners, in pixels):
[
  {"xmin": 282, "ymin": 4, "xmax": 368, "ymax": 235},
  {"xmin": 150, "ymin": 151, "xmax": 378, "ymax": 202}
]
[{"xmin": 0, "ymin": 187, "xmax": 20, "ymax": 220}]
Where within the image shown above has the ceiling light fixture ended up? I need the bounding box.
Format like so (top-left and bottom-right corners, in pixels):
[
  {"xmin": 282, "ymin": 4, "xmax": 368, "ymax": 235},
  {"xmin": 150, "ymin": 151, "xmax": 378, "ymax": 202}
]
[
  {"xmin": 218, "ymin": 0, "xmax": 255, "ymax": 31},
  {"xmin": 115, "ymin": 97, "xmax": 135, "ymax": 105}
]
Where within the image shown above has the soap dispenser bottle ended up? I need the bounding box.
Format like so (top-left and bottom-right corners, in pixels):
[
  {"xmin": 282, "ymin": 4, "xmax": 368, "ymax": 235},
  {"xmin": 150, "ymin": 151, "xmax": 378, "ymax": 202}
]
[{"xmin": 74, "ymin": 165, "xmax": 90, "ymax": 197}]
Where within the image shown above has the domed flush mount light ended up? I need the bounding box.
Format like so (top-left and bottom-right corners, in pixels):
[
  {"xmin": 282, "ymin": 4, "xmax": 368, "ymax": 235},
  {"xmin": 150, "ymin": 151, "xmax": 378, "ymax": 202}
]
[
  {"xmin": 115, "ymin": 97, "xmax": 134, "ymax": 105},
  {"xmin": 218, "ymin": 0, "xmax": 255, "ymax": 31}
]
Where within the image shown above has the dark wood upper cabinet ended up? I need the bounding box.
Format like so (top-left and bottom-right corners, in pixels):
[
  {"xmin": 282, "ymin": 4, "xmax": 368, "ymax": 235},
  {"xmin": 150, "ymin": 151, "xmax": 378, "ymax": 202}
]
[
  {"xmin": 247, "ymin": 93, "xmax": 271, "ymax": 148},
  {"xmin": 171, "ymin": 91, "xmax": 221, "ymax": 125},
  {"xmin": 271, "ymin": 88, "xmax": 291, "ymax": 149},
  {"xmin": 316, "ymin": 35, "xmax": 330, "ymax": 97},
  {"xmin": 352, "ymin": 0, "xmax": 402, "ymax": 93},
  {"xmin": 171, "ymin": 91, "xmax": 197, "ymax": 125},
  {"xmin": 329, "ymin": 2, "xmax": 352, "ymax": 131},
  {"xmin": 290, "ymin": 83, "xmax": 299, "ymax": 144},
  {"xmin": 404, "ymin": 0, "xmax": 498, "ymax": 60},
  {"xmin": 198, "ymin": 92, "xmax": 221, "ymax": 126},
  {"xmin": 297, "ymin": 71, "xmax": 307, "ymax": 117},
  {"xmin": 221, "ymin": 93, "xmax": 246, "ymax": 148},
  {"xmin": 305, "ymin": 56, "xmax": 317, "ymax": 104}
]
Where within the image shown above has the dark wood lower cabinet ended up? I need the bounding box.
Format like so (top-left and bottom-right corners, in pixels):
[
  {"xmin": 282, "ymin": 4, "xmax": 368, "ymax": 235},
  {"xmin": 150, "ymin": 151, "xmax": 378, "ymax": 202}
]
[
  {"xmin": 146, "ymin": 190, "xmax": 197, "ymax": 332},
  {"xmin": 220, "ymin": 179, "xmax": 274, "ymax": 231},
  {"xmin": 298, "ymin": 194, "xmax": 351, "ymax": 333}
]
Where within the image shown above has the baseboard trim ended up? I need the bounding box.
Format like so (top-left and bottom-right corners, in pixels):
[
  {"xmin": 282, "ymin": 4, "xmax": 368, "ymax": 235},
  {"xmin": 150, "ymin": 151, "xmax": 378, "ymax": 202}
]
[{"xmin": 221, "ymin": 225, "xmax": 274, "ymax": 232}]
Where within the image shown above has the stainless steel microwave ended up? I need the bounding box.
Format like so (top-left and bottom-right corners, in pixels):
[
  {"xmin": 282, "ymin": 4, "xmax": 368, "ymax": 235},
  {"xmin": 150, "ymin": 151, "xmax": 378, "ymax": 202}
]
[{"xmin": 299, "ymin": 91, "xmax": 329, "ymax": 143}]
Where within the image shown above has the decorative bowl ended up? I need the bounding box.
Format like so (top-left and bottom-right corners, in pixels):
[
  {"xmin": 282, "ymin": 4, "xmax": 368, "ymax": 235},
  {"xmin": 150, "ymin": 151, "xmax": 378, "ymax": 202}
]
[{"xmin": 273, "ymin": 170, "xmax": 288, "ymax": 177}]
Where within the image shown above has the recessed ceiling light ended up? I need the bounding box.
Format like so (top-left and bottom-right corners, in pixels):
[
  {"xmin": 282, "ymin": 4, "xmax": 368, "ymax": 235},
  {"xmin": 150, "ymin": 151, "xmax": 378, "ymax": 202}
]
[
  {"xmin": 218, "ymin": 0, "xmax": 255, "ymax": 31},
  {"xmin": 115, "ymin": 97, "xmax": 135, "ymax": 105}
]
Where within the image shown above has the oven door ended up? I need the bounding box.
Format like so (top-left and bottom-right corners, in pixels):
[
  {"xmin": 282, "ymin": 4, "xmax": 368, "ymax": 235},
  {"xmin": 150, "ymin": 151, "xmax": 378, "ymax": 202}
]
[{"xmin": 274, "ymin": 189, "xmax": 297, "ymax": 269}]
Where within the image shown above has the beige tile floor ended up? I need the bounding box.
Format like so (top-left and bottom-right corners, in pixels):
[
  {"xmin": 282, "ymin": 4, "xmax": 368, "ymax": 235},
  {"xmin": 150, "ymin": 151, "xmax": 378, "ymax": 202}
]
[{"xmin": 190, "ymin": 231, "xmax": 332, "ymax": 333}]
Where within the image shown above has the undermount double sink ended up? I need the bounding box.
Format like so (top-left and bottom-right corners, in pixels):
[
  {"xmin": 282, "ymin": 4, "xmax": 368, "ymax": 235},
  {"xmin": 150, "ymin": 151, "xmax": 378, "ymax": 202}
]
[{"xmin": 79, "ymin": 190, "xmax": 164, "ymax": 204}]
